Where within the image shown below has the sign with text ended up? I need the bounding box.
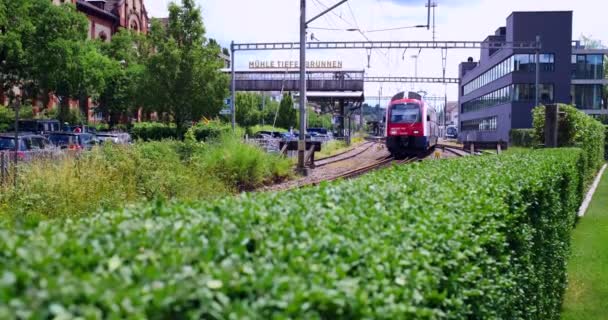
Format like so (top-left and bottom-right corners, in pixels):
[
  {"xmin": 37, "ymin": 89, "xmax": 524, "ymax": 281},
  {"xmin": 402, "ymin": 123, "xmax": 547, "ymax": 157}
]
[{"xmin": 249, "ymin": 60, "xmax": 343, "ymax": 70}]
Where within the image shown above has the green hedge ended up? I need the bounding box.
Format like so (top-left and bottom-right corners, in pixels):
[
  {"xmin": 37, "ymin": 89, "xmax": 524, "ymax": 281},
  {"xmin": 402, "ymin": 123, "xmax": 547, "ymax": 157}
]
[
  {"xmin": 0, "ymin": 149, "xmax": 585, "ymax": 319},
  {"xmin": 533, "ymin": 104, "xmax": 605, "ymax": 181},
  {"xmin": 510, "ymin": 128, "xmax": 537, "ymax": 147},
  {"xmin": 131, "ymin": 122, "xmax": 236, "ymax": 141},
  {"xmin": 605, "ymin": 125, "xmax": 608, "ymax": 160}
]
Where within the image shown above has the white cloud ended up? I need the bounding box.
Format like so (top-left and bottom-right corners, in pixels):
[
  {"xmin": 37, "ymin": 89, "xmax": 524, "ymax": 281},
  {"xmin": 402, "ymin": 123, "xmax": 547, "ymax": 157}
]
[{"xmin": 145, "ymin": 0, "xmax": 608, "ymax": 104}]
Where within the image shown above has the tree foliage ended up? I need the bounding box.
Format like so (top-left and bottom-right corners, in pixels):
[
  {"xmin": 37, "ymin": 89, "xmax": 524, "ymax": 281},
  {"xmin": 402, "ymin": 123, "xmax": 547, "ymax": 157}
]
[
  {"xmin": 142, "ymin": 0, "xmax": 228, "ymax": 132},
  {"xmin": 235, "ymin": 92, "xmax": 261, "ymax": 127},
  {"xmin": 97, "ymin": 30, "xmax": 148, "ymax": 126},
  {"xmin": 275, "ymin": 93, "xmax": 297, "ymax": 129}
]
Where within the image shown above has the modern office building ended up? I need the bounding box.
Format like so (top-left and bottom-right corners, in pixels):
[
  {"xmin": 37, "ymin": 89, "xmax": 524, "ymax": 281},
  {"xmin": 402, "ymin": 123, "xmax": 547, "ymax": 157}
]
[{"xmin": 458, "ymin": 11, "xmax": 608, "ymax": 144}]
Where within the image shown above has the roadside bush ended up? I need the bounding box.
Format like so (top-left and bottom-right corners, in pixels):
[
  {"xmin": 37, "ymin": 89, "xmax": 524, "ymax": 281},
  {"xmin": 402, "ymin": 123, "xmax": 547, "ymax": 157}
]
[
  {"xmin": 0, "ymin": 105, "xmax": 35, "ymax": 131},
  {"xmin": 0, "ymin": 139, "xmax": 291, "ymax": 218},
  {"xmin": 0, "ymin": 148, "xmax": 585, "ymax": 319},
  {"xmin": 131, "ymin": 122, "xmax": 239, "ymax": 141},
  {"xmin": 605, "ymin": 125, "xmax": 608, "ymax": 160},
  {"xmin": 188, "ymin": 122, "xmax": 237, "ymax": 141},
  {"xmin": 533, "ymin": 104, "xmax": 605, "ymax": 181},
  {"xmin": 193, "ymin": 134, "xmax": 292, "ymax": 190},
  {"xmin": 131, "ymin": 122, "xmax": 179, "ymax": 141},
  {"xmin": 510, "ymin": 128, "xmax": 537, "ymax": 147}
]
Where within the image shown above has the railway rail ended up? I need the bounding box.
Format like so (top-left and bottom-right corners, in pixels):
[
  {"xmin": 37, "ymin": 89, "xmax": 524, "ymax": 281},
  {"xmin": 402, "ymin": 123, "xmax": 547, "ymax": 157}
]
[
  {"xmin": 437, "ymin": 144, "xmax": 470, "ymax": 157},
  {"xmin": 328, "ymin": 156, "xmax": 418, "ymax": 181},
  {"xmin": 315, "ymin": 141, "xmax": 376, "ymax": 167}
]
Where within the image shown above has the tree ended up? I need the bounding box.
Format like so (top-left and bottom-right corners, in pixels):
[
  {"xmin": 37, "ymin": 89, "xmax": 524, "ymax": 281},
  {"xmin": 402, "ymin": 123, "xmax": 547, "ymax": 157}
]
[
  {"xmin": 142, "ymin": 0, "xmax": 228, "ymax": 133},
  {"xmin": 0, "ymin": 0, "xmax": 37, "ymax": 104},
  {"xmin": 307, "ymin": 108, "xmax": 333, "ymax": 128},
  {"xmin": 579, "ymin": 34, "xmax": 605, "ymax": 49},
  {"xmin": 25, "ymin": 0, "xmax": 110, "ymax": 123},
  {"xmin": 235, "ymin": 92, "xmax": 261, "ymax": 127},
  {"xmin": 275, "ymin": 93, "xmax": 297, "ymax": 129},
  {"xmin": 98, "ymin": 30, "xmax": 148, "ymax": 126}
]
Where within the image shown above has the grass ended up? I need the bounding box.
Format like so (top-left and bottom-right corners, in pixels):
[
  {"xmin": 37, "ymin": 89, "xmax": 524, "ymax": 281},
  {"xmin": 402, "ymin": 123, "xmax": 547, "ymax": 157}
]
[
  {"xmin": 562, "ymin": 168, "xmax": 608, "ymax": 320},
  {"xmin": 0, "ymin": 135, "xmax": 292, "ymax": 219}
]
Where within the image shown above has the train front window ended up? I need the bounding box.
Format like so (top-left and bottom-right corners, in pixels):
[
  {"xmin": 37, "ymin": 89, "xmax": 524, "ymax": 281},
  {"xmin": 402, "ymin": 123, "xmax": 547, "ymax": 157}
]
[{"xmin": 390, "ymin": 103, "xmax": 420, "ymax": 123}]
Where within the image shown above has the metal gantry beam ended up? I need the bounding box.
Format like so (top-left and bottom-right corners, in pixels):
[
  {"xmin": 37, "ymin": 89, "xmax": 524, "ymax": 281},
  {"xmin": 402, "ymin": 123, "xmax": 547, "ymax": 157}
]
[
  {"xmin": 365, "ymin": 76, "xmax": 459, "ymax": 84},
  {"xmin": 232, "ymin": 40, "xmax": 541, "ymax": 51}
]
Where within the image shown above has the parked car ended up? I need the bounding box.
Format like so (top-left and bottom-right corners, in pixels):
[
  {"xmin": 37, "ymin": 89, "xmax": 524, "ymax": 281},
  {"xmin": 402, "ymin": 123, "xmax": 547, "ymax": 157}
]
[
  {"xmin": 446, "ymin": 125, "xmax": 459, "ymax": 139},
  {"xmin": 16, "ymin": 119, "xmax": 61, "ymax": 135},
  {"xmin": 67, "ymin": 125, "xmax": 97, "ymax": 134},
  {"xmin": 307, "ymin": 127, "xmax": 333, "ymax": 141},
  {"xmin": 48, "ymin": 132, "xmax": 98, "ymax": 150},
  {"xmin": 0, "ymin": 133, "xmax": 58, "ymax": 160},
  {"xmin": 252, "ymin": 131, "xmax": 283, "ymax": 139},
  {"xmin": 96, "ymin": 132, "xmax": 132, "ymax": 144}
]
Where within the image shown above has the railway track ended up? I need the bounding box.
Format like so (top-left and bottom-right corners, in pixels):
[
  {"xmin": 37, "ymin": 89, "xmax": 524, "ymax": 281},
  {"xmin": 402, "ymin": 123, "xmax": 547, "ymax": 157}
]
[
  {"xmin": 436, "ymin": 144, "xmax": 470, "ymax": 157},
  {"xmin": 325, "ymin": 155, "xmax": 418, "ymax": 182},
  {"xmin": 315, "ymin": 141, "xmax": 376, "ymax": 167}
]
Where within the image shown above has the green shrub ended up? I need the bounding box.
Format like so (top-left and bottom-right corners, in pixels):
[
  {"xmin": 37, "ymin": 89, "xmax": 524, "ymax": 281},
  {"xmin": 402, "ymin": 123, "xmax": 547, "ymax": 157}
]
[
  {"xmin": 0, "ymin": 149, "xmax": 585, "ymax": 319},
  {"xmin": 605, "ymin": 125, "xmax": 608, "ymax": 160},
  {"xmin": 193, "ymin": 134, "xmax": 292, "ymax": 190},
  {"xmin": 0, "ymin": 105, "xmax": 35, "ymax": 132},
  {"xmin": 131, "ymin": 122, "xmax": 240, "ymax": 141},
  {"xmin": 533, "ymin": 104, "xmax": 605, "ymax": 181},
  {"xmin": 510, "ymin": 128, "xmax": 537, "ymax": 147},
  {"xmin": 131, "ymin": 122, "xmax": 180, "ymax": 141}
]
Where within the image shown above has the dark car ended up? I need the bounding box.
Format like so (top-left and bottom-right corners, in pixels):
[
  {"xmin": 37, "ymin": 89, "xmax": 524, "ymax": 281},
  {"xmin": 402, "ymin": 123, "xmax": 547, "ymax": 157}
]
[
  {"xmin": 252, "ymin": 131, "xmax": 283, "ymax": 139},
  {"xmin": 0, "ymin": 133, "xmax": 57, "ymax": 160},
  {"xmin": 16, "ymin": 119, "xmax": 61, "ymax": 135},
  {"xmin": 446, "ymin": 126, "xmax": 458, "ymax": 139},
  {"xmin": 68, "ymin": 125, "xmax": 97, "ymax": 134},
  {"xmin": 48, "ymin": 132, "xmax": 98, "ymax": 150}
]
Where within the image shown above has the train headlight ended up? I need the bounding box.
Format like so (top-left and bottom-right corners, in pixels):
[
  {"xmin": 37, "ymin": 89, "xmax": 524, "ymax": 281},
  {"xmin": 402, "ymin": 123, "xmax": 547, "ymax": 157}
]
[{"xmin": 413, "ymin": 131, "xmax": 419, "ymax": 134}]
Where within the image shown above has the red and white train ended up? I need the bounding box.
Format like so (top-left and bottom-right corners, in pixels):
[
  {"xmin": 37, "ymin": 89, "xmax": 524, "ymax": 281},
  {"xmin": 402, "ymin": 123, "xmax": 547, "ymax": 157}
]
[{"xmin": 385, "ymin": 92, "xmax": 439, "ymax": 157}]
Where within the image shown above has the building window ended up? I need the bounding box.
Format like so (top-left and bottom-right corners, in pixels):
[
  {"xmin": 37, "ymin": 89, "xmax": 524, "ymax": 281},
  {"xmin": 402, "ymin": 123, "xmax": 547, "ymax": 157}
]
[
  {"xmin": 514, "ymin": 54, "xmax": 555, "ymax": 72},
  {"xmin": 462, "ymin": 54, "xmax": 554, "ymax": 96},
  {"xmin": 572, "ymin": 54, "xmax": 604, "ymax": 79},
  {"xmin": 571, "ymin": 84, "xmax": 604, "ymax": 110},
  {"xmin": 462, "ymin": 86, "xmax": 511, "ymax": 113},
  {"xmin": 461, "ymin": 116, "xmax": 497, "ymax": 132},
  {"xmin": 513, "ymin": 84, "xmax": 554, "ymax": 102},
  {"xmin": 463, "ymin": 56, "xmax": 514, "ymax": 95}
]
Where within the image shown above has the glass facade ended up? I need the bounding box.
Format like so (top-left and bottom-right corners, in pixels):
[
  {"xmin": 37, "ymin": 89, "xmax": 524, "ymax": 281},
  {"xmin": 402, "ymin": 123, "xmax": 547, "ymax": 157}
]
[
  {"xmin": 463, "ymin": 54, "xmax": 555, "ymax": 96},
  {"xmin": 463, "ymin": 57, "xmax": 513, "ymax": 95},
  {"xmin": 513, "ymin": 54, "xmax": 555, "ymax": 72},
  {"xmin": 572, "ymin": 54, "xmax": 605, "ymax": 79},
  {"xmin": 462, "ymin": 86, "xmax": 511, "ymax": 113},
  {"xmin": 571, "ymin": 84, "xmax": 604, "ymax": 110},
  {"xmin": 513, "ymin": 84, "xmax": 554, "ymax": 102},
  {"xmin": 461, "ymin": 116, "xmax": 498, "ymax": 132},
  {"xmin": 462, "ymin": 84, "xmax": 554, "ymax": 114}
]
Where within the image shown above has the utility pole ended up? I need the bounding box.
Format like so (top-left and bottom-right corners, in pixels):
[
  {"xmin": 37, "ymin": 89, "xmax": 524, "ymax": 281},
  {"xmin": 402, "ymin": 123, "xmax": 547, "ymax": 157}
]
[
  {"xmin": 410, "ymin": 55, "xmax": 418, "ymax": 90},
  {"xmin": 425, "ymin": 2, "xmax": 437, "ymax": 41},
  {"xmin": 297, "ymin": 0, "xmax": 348, "ymax": 175},
  {"xmin": 11, "ymin": 93, "xmax": 20, "ymax": 189},
  {"xmin": 297, "ymin": 0, "xmax": 307, "ymax": 174},
  {"xmin": 230, "ymin": 41, "xmax": 236, "ymax": 131},
  {"xmin": 535, "ymin": 35, "xmax": 541, "ymax": 108}
]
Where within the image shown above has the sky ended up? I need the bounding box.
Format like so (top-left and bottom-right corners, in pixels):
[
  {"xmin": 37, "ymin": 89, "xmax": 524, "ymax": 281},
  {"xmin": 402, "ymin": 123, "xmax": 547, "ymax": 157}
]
[{"xmin": 144, "ymin": 0, "xmax": 608, "ymax": 106}]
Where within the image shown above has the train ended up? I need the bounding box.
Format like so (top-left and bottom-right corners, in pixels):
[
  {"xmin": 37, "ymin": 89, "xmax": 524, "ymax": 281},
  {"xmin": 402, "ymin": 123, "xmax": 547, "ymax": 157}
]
[{"xmin": 385, "ymin": 92, "xmax": 439, "ymax": 157}]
